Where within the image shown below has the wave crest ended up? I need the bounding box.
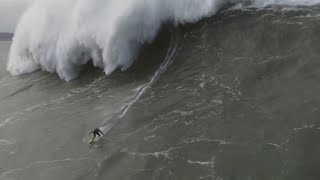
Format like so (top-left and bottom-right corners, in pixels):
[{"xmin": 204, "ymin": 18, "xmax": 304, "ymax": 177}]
[{"xmin": 7, "ymin": 0, "xmax": 320, "ymax": 80}]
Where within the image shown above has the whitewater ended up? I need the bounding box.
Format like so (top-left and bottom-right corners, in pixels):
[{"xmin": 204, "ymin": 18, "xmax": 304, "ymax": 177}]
[{"xmin": 7, "ymin": 0, "xmax": 320, "ymax": 81}]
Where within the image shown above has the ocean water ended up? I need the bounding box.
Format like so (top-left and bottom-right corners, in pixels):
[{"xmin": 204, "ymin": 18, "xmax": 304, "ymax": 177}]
[{"xmin": 1, "ymin": 1, "xmax": 320, "ymax": 180}]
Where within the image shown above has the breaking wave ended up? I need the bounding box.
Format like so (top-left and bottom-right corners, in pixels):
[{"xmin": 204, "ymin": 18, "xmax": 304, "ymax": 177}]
[{"xmin": 7, "ymin": 0, "xmax": 320, "ymax": 81}]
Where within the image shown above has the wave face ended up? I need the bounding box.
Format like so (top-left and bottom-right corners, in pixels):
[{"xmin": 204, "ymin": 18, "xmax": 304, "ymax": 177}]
[{"xmin": 7, "ymin": 0, "xmax": 320, "ymax": 81}]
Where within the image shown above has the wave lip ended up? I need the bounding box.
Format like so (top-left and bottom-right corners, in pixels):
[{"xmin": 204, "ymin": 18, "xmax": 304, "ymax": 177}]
[
  {"xmin": 7, "ymin": 0, "xmax": 223, "ymax": 81},
  {"xmin": 7, "ymin": 0, "xmax": 320, "ymax": 81}
]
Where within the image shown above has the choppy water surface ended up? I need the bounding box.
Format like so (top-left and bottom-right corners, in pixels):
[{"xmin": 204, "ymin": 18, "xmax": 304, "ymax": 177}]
[{"xmin": 1, "ymin": 6, "xmax": 320, "ymax": 180}]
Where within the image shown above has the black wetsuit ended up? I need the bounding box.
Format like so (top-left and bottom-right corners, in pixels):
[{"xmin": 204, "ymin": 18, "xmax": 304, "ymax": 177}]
[{"xmin": 90, "ymin": 128, "xmax": 104, "ymax": 142}]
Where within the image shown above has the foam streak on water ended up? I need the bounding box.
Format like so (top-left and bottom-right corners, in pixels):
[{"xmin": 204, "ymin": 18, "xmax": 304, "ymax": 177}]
[{"xmin": 119, "ymin": 31, "xmax": 181, "ymax": 118}]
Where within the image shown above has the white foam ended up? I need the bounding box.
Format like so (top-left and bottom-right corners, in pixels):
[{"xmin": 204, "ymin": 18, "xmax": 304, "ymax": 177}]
[
  {"xmin": 7, "ymin": 0, "xmax": 320, "ymax": 80},
  {"xmin": 250, "ymin": 0, "xmax": 320, "ymax": 7}
]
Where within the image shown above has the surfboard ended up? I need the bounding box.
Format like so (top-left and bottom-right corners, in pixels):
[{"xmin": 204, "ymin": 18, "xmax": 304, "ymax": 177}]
[
  {"xmin": 88, "ymin": 136, "xmax": 100, "ymax": 144},
  {"xmin": 88, "ymin": 125, "xmax": 113, "ymax": 145}
]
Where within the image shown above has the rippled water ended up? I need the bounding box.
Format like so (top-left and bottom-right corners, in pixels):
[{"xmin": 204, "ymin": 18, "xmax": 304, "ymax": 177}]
[{"xmin": 1, "ymin": 6, "xmax": 320, "ymax": 180}]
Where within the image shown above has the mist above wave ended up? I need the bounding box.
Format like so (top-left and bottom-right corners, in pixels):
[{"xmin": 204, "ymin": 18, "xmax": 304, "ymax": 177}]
[{"xmin": 7, "ymin": 0, "xmax": 320, "ymax": 81}]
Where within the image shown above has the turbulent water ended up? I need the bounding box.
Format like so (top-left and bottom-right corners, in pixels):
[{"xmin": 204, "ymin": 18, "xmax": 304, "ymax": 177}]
[{"xmin": 1, "ymin": 1, "xmax": 320, "ymax": 180}]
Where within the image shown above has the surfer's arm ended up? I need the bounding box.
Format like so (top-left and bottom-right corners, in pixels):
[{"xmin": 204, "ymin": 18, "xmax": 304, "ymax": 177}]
[{"xmin": 98, "ymin": 129, "xmax": 104, "ymax": 134}]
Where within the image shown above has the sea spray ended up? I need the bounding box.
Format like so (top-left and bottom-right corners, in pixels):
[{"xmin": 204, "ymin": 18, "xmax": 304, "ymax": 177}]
[{"xmin": 7, "ymin": 0, "xmax": 320, "ymax": 81}]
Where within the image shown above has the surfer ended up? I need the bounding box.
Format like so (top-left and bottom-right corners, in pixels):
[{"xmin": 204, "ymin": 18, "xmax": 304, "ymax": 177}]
[{"xmin": 89, "ymin": 128, "xmax": 104, "ymax": 143}]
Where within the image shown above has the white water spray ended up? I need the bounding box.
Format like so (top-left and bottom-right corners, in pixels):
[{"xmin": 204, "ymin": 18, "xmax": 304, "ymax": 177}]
[{"xmin": 7, "ymin": 0, "xmax": 320, "ymax": 81}]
